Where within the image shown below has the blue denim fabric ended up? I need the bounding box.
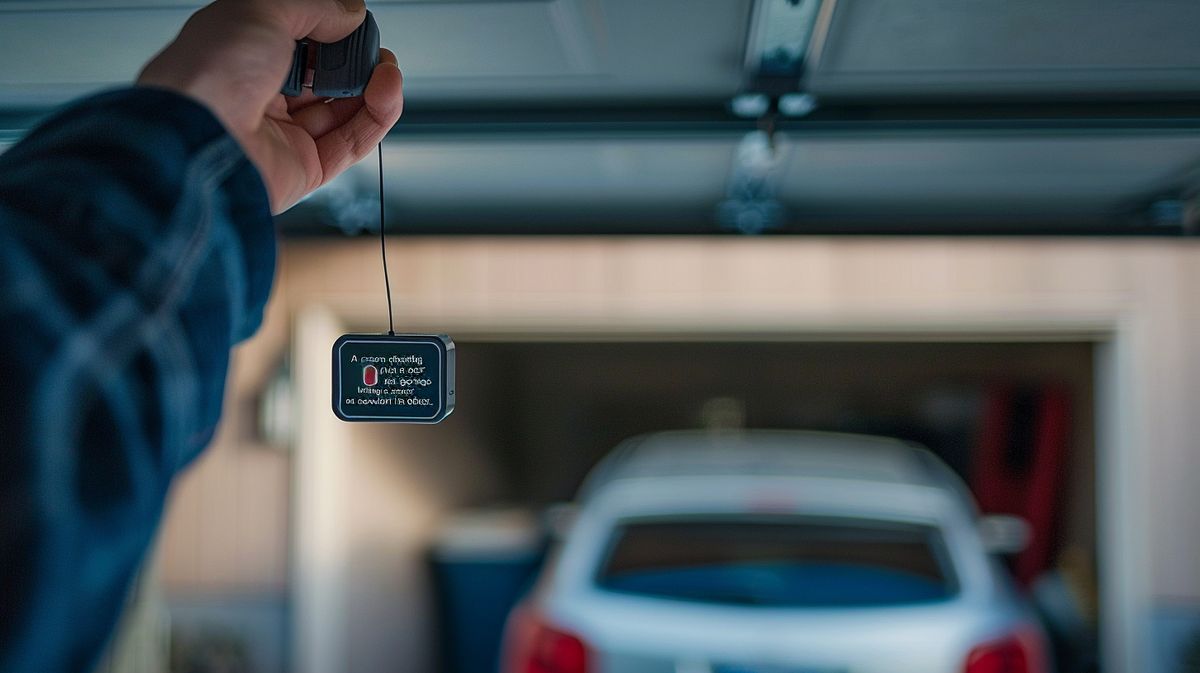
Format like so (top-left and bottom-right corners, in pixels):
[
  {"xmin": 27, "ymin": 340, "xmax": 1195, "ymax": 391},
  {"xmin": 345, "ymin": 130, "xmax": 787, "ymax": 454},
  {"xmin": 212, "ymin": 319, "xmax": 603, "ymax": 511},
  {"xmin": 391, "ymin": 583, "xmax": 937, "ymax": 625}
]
[{"xmin": 0, "ymin": 88, "xmax": 275, "ymax": 673}]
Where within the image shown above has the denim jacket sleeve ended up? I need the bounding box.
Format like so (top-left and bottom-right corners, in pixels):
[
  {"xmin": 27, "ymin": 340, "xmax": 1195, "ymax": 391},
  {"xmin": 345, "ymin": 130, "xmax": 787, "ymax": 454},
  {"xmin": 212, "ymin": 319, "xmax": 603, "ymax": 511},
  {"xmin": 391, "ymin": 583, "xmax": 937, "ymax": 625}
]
[{"xmin": 0, "ymin": 87, "xmax": 275, "ymax": 673}]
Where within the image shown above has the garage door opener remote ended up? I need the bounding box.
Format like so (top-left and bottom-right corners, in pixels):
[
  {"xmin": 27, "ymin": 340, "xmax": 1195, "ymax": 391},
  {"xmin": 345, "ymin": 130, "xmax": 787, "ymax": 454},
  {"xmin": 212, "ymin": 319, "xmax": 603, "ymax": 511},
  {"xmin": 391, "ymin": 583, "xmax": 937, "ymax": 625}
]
[{"xmin": 283, "ymin": 11, "xmax": 456, "ymax": 424}]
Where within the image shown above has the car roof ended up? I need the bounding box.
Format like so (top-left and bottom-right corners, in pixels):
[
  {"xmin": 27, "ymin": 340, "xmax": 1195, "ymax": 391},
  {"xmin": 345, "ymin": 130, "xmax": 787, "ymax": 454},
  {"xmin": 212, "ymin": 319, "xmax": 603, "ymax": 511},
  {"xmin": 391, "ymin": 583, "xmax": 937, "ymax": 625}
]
[{"xmin": 579, "ymin": 430, "xmax": 955, "ymax": 497}]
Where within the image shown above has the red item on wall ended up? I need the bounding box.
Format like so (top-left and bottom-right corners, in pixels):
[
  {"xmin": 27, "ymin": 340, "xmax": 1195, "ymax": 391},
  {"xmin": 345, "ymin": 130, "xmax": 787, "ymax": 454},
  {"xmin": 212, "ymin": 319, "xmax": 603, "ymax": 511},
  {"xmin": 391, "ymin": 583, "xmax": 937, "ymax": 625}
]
[{"xmin": 972, "ymin": 385, "xmax": 1072, "ymax": 585}]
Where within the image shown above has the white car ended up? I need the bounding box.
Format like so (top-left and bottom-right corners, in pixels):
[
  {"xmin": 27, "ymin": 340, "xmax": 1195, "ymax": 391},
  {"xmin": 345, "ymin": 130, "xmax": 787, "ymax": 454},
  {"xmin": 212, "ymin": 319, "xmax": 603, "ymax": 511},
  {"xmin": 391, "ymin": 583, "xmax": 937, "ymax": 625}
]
[{"xmin": 503, "ymin": 430, "xmax": 1050, "ymax": 673}]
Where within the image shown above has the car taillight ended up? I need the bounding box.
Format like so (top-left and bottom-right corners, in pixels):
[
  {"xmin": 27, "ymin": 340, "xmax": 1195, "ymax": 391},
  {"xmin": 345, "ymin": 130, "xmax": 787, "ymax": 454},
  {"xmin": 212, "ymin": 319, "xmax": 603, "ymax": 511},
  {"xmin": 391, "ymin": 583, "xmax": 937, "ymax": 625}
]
[
  {"xmin": 964, "ymin": 628, "xmax": 1048, "ymax": 673},
  {"xmin": 503, "ymin": 606, "xmax": 591, "ymax": 673}
]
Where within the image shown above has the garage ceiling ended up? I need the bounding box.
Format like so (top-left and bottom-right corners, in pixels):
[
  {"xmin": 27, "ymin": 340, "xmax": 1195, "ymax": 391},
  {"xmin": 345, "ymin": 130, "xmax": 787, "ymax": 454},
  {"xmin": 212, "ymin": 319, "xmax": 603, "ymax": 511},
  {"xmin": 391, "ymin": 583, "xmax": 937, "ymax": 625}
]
[
  {"xmin": 0, "ymin": 0, "xmax": 752, "ymax": 107},
  {"xmin": 2, "ymin": 0, "xmax": 1199, "ymax": 235},
  {"xmin": 810, "ymin": 0, "xmax": 1200, "ymax": 100},
  {"xmin": 276, "ymin": 130, "xmax": 1200, "ymax": 235}
]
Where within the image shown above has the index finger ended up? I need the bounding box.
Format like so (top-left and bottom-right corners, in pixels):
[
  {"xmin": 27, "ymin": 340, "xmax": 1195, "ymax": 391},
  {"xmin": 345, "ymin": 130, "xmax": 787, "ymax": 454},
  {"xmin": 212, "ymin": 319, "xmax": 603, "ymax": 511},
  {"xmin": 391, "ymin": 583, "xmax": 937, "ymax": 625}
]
[{"xmin": 236, "ymin": 0, "xmax": 367, "ymax": 43}]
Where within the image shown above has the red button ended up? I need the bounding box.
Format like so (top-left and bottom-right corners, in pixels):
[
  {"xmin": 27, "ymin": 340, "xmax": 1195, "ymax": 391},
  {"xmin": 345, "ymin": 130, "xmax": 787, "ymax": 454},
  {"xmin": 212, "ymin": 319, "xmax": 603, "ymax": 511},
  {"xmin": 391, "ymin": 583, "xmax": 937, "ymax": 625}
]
[{"xmin": 363, "ymin": 365, "xmax": 378, "ymax": 386}]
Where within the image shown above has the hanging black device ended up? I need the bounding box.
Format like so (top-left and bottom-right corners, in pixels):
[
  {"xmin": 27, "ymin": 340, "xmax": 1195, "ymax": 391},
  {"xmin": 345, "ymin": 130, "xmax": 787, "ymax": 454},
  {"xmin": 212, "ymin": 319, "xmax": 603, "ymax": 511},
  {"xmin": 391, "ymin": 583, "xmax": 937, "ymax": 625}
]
[
  {"xmin": 280, "ymin": 10, "xmax": 457, "ymax": 423},
  {"xmin": 327, "ymin": 148, "xmax": 457, "ymax": 427},
  {"xmin": 332, "ymin": 333, "xmax": 455, "ymax": 424}
]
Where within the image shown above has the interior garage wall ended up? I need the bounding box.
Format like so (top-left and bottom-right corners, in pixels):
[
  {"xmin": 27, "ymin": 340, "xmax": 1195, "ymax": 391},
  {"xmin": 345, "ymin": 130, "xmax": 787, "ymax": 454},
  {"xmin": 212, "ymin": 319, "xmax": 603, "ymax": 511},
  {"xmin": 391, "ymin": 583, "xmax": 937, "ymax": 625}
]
[
  {"xmin": 476, "ymin": 341, "xmax": 1094, "ymax": 507},
  {"xmin": 155, "ymin": 237, "xmax": 1200, "ymax": 673}
]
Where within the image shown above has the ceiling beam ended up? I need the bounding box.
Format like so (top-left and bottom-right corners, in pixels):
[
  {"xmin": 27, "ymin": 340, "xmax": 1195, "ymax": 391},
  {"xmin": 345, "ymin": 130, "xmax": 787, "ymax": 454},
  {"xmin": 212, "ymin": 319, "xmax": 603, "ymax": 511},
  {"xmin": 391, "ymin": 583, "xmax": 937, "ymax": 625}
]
[
  {"xmin": 389, "ymin": 100, "xmax": 1200, "ymax": 137},
  {"xmin": 5, "ymin": 100, "xmax": 1200, "ymax": 141}
]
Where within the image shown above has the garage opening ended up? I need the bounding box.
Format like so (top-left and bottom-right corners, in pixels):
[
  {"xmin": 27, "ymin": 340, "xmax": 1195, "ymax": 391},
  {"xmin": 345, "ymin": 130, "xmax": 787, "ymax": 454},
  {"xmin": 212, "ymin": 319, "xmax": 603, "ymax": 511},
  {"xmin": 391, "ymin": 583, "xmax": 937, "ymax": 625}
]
[{"xmin": 306, "ymin": 339, "xmax": 1098, "ymax": 673}]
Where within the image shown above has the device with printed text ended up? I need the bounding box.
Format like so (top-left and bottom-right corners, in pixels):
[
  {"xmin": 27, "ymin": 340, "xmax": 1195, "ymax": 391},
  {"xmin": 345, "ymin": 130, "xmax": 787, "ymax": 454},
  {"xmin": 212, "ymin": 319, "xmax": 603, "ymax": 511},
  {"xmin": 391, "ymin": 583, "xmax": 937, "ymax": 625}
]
[{"xmin": 332, "ymin": 334, "xmax": 455, "ymax": 423}]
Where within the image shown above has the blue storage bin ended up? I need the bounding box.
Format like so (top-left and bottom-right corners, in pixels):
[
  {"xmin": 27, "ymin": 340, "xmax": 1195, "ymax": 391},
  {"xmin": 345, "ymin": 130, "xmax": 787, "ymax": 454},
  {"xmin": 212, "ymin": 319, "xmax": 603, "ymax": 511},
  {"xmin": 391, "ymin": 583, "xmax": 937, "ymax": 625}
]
[{"xmin": 432, "ymin": 510, "xmax": 546, "ymax": 673}]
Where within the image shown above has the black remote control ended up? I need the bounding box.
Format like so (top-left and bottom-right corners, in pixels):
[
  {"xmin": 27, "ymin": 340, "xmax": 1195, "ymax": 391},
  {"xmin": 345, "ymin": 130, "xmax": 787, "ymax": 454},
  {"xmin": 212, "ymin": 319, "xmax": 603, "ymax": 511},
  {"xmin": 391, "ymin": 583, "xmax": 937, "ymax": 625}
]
[{"xmin": 282, "ymin": 10, "xmax": 380, "ymax": 98}]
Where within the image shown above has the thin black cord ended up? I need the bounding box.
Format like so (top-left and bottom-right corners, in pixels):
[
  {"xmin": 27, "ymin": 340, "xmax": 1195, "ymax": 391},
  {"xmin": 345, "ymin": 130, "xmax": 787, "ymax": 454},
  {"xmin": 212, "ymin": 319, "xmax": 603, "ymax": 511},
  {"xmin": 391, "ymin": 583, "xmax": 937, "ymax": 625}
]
[{"xmin": 379, "ymin": 143, "xmax": 395, "ymax": 336}]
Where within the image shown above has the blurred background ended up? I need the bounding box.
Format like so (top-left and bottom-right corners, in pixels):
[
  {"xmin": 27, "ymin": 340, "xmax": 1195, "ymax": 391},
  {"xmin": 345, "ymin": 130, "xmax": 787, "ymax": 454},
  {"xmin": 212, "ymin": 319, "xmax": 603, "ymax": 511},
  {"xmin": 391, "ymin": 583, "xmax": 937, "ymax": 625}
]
[{"xmin": 3, "ymin": 1, "xmax": 1200, "ymax": 672}]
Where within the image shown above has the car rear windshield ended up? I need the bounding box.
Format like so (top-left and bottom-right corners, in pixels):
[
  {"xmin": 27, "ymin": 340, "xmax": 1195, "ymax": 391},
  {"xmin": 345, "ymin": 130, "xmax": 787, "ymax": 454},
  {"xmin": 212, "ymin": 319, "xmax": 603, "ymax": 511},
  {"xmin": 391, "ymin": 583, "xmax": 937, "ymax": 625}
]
[{"xmin": 596, "ymin": 516, "xmax": 957, "ymax": 607}]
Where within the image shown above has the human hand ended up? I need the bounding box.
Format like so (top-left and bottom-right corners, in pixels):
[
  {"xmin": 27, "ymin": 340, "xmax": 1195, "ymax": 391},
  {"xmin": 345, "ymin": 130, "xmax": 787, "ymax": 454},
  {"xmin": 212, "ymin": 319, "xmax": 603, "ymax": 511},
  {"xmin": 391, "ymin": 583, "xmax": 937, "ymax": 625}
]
[{"xmin": 137, "ymin": 0, "xmax": 404, "ymax": 213}]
